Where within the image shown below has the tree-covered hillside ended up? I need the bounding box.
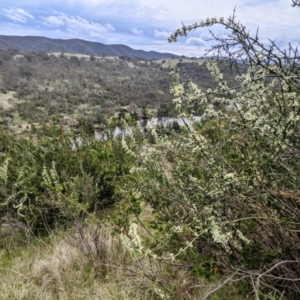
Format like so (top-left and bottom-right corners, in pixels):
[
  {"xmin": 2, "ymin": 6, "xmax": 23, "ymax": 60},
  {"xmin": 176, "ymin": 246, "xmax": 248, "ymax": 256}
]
[
  {"xmin": 0, "ymin": 51, "xmax": 223, "ymax": 134},
  {"xmin": 0, "ymin": 35, "xmax": 181, "ymax": 59}
]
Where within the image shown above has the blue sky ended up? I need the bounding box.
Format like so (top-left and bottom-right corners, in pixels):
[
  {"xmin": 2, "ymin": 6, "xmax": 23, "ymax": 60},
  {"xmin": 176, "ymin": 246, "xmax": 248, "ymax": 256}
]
[{"xmin": 0, "ymin": 0, "xmax": 299, "ymax": 57}]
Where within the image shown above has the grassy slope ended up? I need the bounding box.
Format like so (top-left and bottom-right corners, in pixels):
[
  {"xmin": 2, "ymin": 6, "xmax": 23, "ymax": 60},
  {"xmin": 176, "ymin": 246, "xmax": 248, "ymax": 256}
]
[
  {"xmin": 0, "ymin": 224, "xmax": 145, "ymax": 300},
  {"xmin": 0, "ymin": 214, "xmax": 246, "ymax": 300}
]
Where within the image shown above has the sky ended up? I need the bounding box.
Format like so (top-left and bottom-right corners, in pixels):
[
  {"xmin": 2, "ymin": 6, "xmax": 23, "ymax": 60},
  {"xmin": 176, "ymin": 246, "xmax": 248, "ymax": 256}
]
[{"xmin": 0, "ymin": 0, "xmax": 299, "ymax": 57}]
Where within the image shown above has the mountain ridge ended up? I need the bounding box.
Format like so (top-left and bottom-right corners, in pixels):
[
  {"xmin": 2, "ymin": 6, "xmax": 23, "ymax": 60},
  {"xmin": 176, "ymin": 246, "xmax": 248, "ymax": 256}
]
[{"xmin": 0, "ymin": 35, "xmax": 181, "ymax": 60}]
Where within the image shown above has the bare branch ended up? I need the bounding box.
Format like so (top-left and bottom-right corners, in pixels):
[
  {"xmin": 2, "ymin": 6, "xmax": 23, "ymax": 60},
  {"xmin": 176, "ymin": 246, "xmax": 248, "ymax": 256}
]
[{"xmin": 291, "ymin": 0, "xmax": 300, "ymax": 7}]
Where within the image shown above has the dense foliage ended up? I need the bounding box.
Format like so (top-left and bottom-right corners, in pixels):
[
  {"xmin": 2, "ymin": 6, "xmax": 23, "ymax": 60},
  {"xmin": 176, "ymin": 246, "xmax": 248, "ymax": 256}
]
[
  {"xmin": 0, "ymin": 51, "xmax": 221, "ymax": 126},
  {"xmin": 119, "ymin": 6, "xmax": 300, "ymax": 300},
  {"xmin": 0, "ymin": 123, "xmax": 134, "ymax": 235}
]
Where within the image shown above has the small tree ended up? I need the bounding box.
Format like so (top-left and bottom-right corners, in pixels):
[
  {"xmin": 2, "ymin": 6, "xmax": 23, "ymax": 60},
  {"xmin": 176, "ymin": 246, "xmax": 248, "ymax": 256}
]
[{"xmin": 89, "ymin": 55, "xmax": 96, "ymax": 62}]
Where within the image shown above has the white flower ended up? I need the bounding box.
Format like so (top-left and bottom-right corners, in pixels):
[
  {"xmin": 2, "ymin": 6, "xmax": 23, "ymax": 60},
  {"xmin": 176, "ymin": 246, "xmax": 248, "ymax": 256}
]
[{"xmin": 224, "ymin": 173, "xmax": 235, "ymax": 180}]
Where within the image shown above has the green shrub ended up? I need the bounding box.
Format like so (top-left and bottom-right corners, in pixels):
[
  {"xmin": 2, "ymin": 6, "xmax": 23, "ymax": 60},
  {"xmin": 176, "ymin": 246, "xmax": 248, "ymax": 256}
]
[{"xmin": 0, "ymin": 123, "xmax": 133, "ymax": 234}]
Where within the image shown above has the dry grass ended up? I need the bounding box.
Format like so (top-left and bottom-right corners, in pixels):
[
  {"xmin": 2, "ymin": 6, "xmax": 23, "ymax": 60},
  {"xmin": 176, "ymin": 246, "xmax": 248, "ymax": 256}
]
[
  {"xmin": 49, "ymin": 53, "xmax": 119, "ymax": 61},
  {"xmin": 0, "ymin": 91, "xmax": 21, "ymax": 110},
  {"xmin": 0, "ymin": 216, "xmax": 247, "ymax": 300},
  {"xmin": 0, "ymin": 223, "xmax": 145, "ymax": 300},
  {"xmin": 154, "ymin": 58, "xmax": 205, "ymax": 69},
  {"xmin": 1, "ymin": 216, "xmax": 199, "ymax": 300}
]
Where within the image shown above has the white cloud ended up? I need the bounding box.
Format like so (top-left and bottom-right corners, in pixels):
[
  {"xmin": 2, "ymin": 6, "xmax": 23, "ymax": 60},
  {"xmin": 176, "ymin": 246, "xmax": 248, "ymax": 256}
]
[
  {"xmin": 2, "ymin": 8, "xmax": 34, "ymax": 23},
  {"xmin": 104, "ymin": 23, "xmax": 115, "ymax": 31},
  {"xmin": 140, "ymin": 41, "xmax": 205, "ymax": 57},
  {"xmin": 65, "ymin": 15, "xmax": 114, "ymax": 36},
  {"xmin": 186, "ymin": 37, "xmax": 206, "ymax": 46},
  {"xmin": 43, "ymin": 15, "xmax": 64, "ymax": 26},
  {"xmin": 131, "ymin": 27, "xmax": 143, "ymax": 35},
  {"xmin": 42, "ymin": 13, "xmax": 115, "ymax": 39},
  {"xmin": 1, "ymin": 0, "xmax": 300, "ymax": 57},
  {"xmin": 154, "ymin": 29, "xmax": 171, "ymax": 39},
  {"xmin": 199, "ymin": 32, "xmax": 214, "ymax": 41}
]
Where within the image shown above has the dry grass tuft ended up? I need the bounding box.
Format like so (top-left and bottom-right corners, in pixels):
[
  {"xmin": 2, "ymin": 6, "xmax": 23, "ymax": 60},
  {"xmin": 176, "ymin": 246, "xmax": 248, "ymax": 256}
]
[
  {"xmin": 0, "ymin": 218, "xmax": 241, "ymax": 299},
  {"xmin": 0, "ymin": 221, "xmax": 152, "ymax": 299}
]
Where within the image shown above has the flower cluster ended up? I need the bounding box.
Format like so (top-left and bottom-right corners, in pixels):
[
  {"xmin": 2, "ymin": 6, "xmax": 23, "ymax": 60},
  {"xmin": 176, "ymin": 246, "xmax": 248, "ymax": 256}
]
[{"xmin": 42, "ymin": 161, "xmax": 63, "ymax": 202}]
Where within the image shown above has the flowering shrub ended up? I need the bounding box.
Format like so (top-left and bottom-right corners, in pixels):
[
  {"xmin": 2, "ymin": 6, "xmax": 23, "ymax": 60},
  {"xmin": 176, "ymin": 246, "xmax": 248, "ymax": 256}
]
[
  {"xmin": 120, "ymin": 4, "xmax": 300, "ymax": 299},
  {"xmin": 0, "ymin": 125, "xmax": 133, "ymax": 234}
]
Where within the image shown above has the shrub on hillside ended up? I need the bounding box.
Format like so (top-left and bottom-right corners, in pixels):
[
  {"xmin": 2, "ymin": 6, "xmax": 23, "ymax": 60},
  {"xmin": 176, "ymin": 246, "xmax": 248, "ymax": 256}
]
[
  {"xmin": 0, "ymin": 123, "xmax": 133, "ymax": 235},
  {"xmin": 119, "ymin": 3, "xmax": 300, "ymax": 299}
]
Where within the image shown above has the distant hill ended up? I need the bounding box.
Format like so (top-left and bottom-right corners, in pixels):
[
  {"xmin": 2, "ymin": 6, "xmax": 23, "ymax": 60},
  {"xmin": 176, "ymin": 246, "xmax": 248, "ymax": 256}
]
[{"xmin": 0, "ymin": 35, "xmax": 181, "ymax": 60}]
